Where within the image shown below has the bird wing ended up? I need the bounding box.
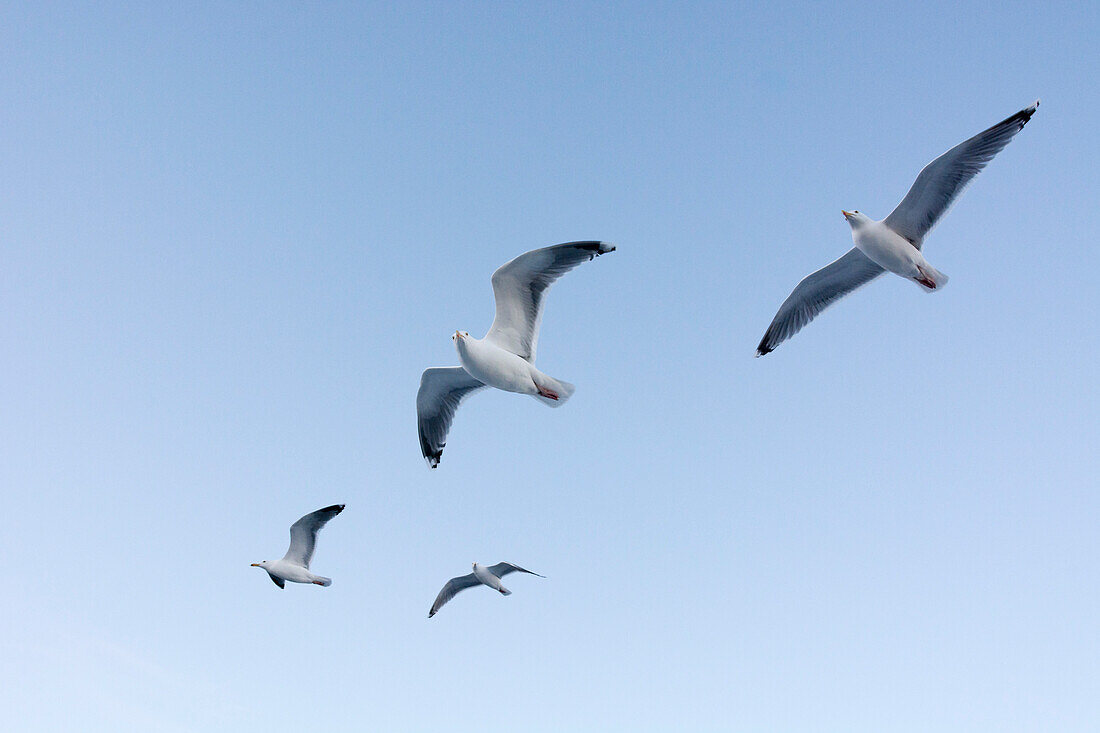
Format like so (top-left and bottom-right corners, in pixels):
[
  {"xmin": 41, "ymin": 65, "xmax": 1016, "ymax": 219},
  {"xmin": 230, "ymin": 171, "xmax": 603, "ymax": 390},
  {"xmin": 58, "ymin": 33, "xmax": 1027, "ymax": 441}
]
[
  {"xmin": 417, "ymin": 367, "xmax": 487, "ymax": 469},
  {"xmin": 281, "ymin": 504, "xmax": 345, "ymax": 569},
  {"xmin": 267, "ymin": 573, "xmax": 285, "ymax": 589},
  {"xmin": 428, "ymin": 573, "xmax": 482, "ymax": 617},
  {"xmin": 484, "ymin": 241, "xmax": 615, "ymax": 361},
  {"xmin": 487, "ymin": 562, "xmax": 545, "ymax": 579},
  {"xmin": 883, "ymin": 100, "xmax": 1039, "ymax": 246},
  {"xmin": 756, "ymin": 248, "xmax": 885, "ymax": 356}
]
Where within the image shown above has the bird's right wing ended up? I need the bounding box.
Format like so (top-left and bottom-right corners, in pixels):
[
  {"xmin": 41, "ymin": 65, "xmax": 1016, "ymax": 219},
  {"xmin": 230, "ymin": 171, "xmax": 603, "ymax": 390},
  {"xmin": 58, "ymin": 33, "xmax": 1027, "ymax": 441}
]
[
  {"xmin": 485, "ymin": 241, "xmax": 615, "ymax": 362},
  {"xmin": 429, "ymin": 573, "xmax": 481, "ymax": 617},
  {"xmin": 417, "ymin": 367, "xmax": 487, "ymax": 469},
  {"xmin": 487, "ymin": 562, "xmax": 545, "ymax": 579},
  {"xmin": 282, "ymin": 504, "xmax": 345, "ymax": 569},
  {"xmin": 883, "ymin": 100, "xmax": 1039, "ymax": 245},
  {"xmin": 756, "ymin": 248, "xmax": 885, "ymax": 356}
]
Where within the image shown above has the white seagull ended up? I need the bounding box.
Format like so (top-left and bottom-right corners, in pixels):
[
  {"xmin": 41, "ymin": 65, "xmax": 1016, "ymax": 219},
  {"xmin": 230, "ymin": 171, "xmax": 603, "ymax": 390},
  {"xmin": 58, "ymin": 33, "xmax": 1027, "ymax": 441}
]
[
  {"xmin": 417, "ymin": 240, "xmax": 615, "ymax": 468},
  {"xmin": 429, "ymin": 562, "xmax": 545, "ymax": 618},
  {"xmin": 251, "ymin": 504, "xmax": 344, "ymax": 589},
  {"xmin": 756, "ymin": 100, "xmax": 1039, "ymax": 356}
]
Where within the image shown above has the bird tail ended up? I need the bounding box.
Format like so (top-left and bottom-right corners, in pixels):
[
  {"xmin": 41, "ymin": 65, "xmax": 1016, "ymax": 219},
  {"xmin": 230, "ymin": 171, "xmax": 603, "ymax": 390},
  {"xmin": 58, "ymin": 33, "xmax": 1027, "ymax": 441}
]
[
  {"xmin": 312, "ymin": 576, "xmax": 332, "ymax": 587},
  {"xmin": 914, "ymin": 263, "xmax": 949, "ymax": 292},
  {"xmin": 531, "ymin": 372, "xmax": 575, "ymax": 408}
]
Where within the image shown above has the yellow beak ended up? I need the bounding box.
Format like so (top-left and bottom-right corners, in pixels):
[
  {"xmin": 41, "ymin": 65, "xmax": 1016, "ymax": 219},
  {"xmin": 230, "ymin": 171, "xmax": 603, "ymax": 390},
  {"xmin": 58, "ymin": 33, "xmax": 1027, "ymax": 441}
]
[
  {"xmin": 251, "ymin": 563, "xmax": 260, "ymax": 567},
  {"xmin": 842, "ymin": 210, "xmax": 853, "ymax": 218},
  {"xmin": 454, "ymin": 330, "xmax": 463, "ymax": 340}
]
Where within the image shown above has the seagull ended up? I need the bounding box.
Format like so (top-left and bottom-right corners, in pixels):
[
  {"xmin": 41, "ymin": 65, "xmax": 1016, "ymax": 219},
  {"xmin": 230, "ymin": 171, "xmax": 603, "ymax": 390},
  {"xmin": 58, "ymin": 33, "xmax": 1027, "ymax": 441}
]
[
  {"xmin": 429, "ymin": 562, "xmax": 545, "ymax": 618},
  {"xmin": 756, "ymin": 100, "xmax": 1039, "ymax": 356},
  {"xmin": 417, "ymin": 240, "xmax": 615, "ymax": 468},
  {"xmin": 251, "ymin": 504, "xmax": 344, "ymax": 589}
]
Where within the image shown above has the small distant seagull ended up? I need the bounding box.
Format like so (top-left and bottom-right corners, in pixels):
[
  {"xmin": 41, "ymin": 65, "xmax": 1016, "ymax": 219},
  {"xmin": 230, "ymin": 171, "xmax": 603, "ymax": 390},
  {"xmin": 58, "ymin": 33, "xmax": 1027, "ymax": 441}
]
[
  {"xmin": 417, "ymin": 241, "xmax": 615, "ymax": 468},
  {"xmin": 251, "ymin": 504, "xmax": 345, "ymax": 589},
  {"xmin": 429, "ymin": 562, "xmax": 545, "ymax": 618},
  {"xmin": 756, "ymin": 100, "xmax": 1039, "ymax": 356}
]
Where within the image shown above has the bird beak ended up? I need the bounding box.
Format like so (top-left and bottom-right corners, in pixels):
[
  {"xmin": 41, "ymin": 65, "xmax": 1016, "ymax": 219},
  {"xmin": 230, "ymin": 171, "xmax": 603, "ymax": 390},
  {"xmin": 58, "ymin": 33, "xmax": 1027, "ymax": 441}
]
[
  {"xmin": 453, "ymin": 330, "xmax": 463, "ymax": 340},
  {"xmin": 250, "ymin": 563, "xmax": 260, "ymax": 567},
  {"xmin": 842, "ymin": 210, "xmax": 853, "ymax": 219}
]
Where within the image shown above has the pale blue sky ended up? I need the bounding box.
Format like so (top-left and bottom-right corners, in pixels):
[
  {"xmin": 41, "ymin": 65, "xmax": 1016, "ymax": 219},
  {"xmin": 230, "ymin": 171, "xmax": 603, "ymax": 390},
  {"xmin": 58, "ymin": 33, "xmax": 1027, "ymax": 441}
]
[{"xmin": 1, "ymin": 2, "xmax": 1097, "ymax": 731}]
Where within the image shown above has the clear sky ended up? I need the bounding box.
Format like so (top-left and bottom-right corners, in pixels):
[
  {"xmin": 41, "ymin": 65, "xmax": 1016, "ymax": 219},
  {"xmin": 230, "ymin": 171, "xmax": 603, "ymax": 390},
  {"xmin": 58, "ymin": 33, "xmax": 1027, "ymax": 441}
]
[{"xmin": 1, "ymin": 2, "xmax": 1097, "ymax": 731}]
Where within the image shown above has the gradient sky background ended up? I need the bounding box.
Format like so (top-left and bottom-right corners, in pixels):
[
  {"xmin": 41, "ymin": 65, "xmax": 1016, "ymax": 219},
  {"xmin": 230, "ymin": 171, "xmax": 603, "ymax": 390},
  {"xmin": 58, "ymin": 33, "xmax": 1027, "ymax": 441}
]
[{"xmin": 1, "ymin": 2, "xmax": 1098, "ymax": 731}]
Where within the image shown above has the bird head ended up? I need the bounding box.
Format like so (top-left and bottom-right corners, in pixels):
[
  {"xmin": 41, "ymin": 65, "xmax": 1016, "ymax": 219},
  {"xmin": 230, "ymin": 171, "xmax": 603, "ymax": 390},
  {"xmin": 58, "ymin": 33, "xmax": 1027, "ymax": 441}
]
[{"xmin": 842, "ymin": 210, "xmax": 869, "ymax": 228}]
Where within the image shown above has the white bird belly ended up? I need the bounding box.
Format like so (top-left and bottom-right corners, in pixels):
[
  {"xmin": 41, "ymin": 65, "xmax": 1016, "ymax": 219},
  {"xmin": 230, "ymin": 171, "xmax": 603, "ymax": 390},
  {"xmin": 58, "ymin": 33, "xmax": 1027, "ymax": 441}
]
[
  {"xmin": 854, "ymin": 223, "xmax": 925, "ymax": 278},
  {"xmin": 268, "ymin": 561, "xmax": 317, "ymax": 584},
  {"xmin": 456, "ymin": 339, "xmax": 537, "ymax": 395},
  {"xmin": 473, "ymin": 565, "xmax": 503, "ymax": 591}
]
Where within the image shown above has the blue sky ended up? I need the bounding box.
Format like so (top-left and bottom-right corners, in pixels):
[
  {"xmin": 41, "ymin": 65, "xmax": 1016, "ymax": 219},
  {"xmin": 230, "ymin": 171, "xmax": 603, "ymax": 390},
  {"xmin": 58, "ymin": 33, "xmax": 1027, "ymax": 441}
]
[{"xmin": 1, "ymin": 2, "xmax": 1097, "ymax": 731}]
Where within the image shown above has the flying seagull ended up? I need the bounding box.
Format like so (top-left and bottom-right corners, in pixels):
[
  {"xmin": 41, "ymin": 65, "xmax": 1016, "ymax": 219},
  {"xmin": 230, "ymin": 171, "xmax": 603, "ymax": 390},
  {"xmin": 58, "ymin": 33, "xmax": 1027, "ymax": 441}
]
[
  {"xmin": 429, "ymin": 562, "xmax": 545, "ymax": 618},
  {"xmin": 417, "ymin": 240, "xmax": 615, "ymax": 468},
  {"xmin": 756, "ymin": 100, "xmax": 1039, "ymax": 356},
  {"xmin": 251, "ymin": 504, "xmax": 344, "ymax": 588}
]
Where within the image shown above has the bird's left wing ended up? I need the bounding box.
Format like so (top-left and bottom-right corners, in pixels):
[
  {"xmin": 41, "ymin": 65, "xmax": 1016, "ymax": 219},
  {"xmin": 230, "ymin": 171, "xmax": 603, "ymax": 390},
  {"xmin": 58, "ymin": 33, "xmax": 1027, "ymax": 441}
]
[
  {"xmin": 417, "ymin": 367, "xmax": 487, "ymax": 469},
  {"xmin": 487, "ymin": 562, "xmax": 545, "ymax": 579},
  {"xmin": 282, "ymin": 504, "xmax": 345, "ymax": 569},
  {"xmin": 756, "ymin": 247, "xmax": 885, "ymax": 356},
  {"xmin": 884, "ymin": 100, "xmax": 1038, "ymax": 245},
  {"xmin": 485, "ymin": 241, "xmax": 615, "ymax": 362},
  {"xmin": 267, "ymin": 573, "xmax": 285, "ymax": 589},
  {"xmin": 429, "ymin": 573, "xmax": 481, "ymax": 617}
]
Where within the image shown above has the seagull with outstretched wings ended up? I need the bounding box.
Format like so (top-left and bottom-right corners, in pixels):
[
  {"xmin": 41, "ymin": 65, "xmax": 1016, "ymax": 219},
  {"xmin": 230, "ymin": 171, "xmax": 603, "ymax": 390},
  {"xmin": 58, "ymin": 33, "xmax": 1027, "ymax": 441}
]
[
  {"xmin": 417, "ymin": 241, "xmax": 615, "ymax": 467},
  {"xmin": 429, "ymin": 562, "xmax": 545, "ymax": 617},
  {"xmin": 757, "ymin": 100, "xmax": 1039, "ymax": 356},
  {"xmin": 251, "ymin": 504, "xmax": 345, "ymax": 589}
]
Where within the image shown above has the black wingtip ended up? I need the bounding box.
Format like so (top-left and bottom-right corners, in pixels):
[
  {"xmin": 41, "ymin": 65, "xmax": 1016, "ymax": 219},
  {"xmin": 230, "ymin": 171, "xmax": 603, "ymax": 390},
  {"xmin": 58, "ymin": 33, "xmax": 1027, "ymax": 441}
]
[
  {"xmin": 420, "ymin": 431, "xmax": 443, "ymax": 468},
  {"xmin": 573, "ymin": 241, "xmax": 615, "ymax": 255},
  {"xmin": 1009, "ymin": 100, "xmax": 1040, "ymax": 128},
  {"xmin": 321, "ymin": 504, "xmax": 345, "ymax": 514},
  {"xmin": 755, "ymin": 337, "xmax": 774, "ymax": 357}
]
